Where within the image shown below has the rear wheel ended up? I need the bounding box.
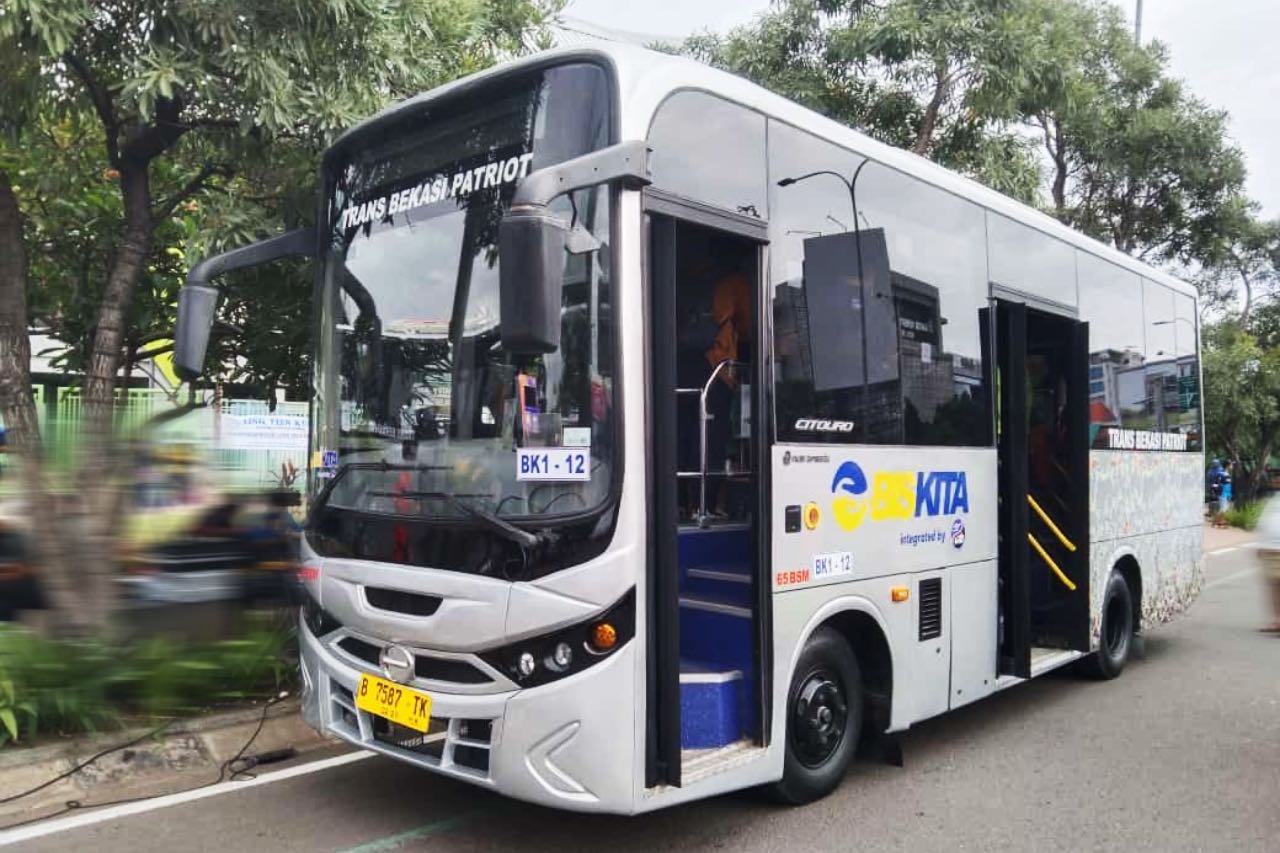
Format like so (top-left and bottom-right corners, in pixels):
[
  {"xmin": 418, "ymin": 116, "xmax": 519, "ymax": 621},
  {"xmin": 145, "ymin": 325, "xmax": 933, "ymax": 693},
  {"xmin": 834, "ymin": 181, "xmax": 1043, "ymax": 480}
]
[
  {"xmin": 1080, "ymin": 570, "xmax": 1134, "ymax": 680},
  {"xmin": 768, "ymin": 627, "xmax": 862, "ymax": 804}
]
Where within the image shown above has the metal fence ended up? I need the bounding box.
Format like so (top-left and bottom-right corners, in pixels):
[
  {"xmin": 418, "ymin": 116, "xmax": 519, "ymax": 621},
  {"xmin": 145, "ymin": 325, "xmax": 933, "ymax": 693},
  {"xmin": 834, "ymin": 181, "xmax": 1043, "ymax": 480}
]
[{"xmin": 5, "ymin": 387, "xmax": 308, "ymax": 496}]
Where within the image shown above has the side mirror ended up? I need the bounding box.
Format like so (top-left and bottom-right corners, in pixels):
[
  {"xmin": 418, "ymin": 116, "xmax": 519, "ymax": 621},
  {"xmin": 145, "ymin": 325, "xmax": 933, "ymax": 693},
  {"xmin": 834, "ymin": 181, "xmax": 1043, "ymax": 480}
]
[
  {"xmin": 497, "ymin": 141, "xmax": 650, "ymax": 356},
  {"xmin": 498, "ymin": 206, "xmax": 569, "ymax": 355},
  {"xmin": 173, "ymin": 228, "xmax": 316, "ymax": 380},
  {"xmin": 174, "ymin": 284, "xmax": 220, "ymax": 381}
]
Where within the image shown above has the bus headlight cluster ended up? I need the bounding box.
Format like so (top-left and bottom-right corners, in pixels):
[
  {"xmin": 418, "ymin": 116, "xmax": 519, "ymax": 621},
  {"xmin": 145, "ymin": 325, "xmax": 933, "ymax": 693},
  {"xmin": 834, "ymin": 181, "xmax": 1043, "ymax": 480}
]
[{"xmin": 480, "ymin": 589, "xmax": 634, "ymax": 688}]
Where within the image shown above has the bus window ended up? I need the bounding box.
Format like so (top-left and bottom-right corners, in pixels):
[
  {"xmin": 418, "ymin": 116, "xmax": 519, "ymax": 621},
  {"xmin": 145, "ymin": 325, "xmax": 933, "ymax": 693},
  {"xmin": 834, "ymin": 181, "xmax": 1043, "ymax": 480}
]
[
  {"xmin": 648, "ymin": 91, "xmax": 767, "ymax": 218},
  {"xmin": 1172, "ymin": 292, "xmax": 1201, "ymax": 448},
  {"xmin": 768, "ymin": 120, "xmax": 990, "ymax": 446},
  {"xmin": 1077, "ymin": 252, "xmax": 1145, "ymax": 446},
  {"xmin": 988, "ymin": 214, "xmax": 1077, "ymax": 309},
  {"xmin": 768, "ymin": 122, "xmax": 868, "ymax": 443},
  {"xmin": 856, "ymin": 165, "xmax": 990, "ymax": 447},
  {"xmin": 1142, "ymin": 279, "xmax": 1181, "ymax": 435}
]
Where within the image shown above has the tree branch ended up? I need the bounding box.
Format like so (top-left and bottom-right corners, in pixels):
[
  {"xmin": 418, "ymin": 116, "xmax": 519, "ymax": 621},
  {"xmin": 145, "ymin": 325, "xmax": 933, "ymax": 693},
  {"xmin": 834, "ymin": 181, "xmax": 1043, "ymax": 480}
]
[
  {"xmin": 152, "ymin": 163, "xmax": 232, "ymax": 223},
  {"xmin": 63, "ymin": 52, "xmax": 120, "ymax": 167}
]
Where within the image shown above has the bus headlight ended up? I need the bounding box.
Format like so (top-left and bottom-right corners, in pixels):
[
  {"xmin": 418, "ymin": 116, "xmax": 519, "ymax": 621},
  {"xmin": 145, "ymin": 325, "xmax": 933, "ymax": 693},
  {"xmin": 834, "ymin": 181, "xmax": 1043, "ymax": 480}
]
[{"xmin": 481, "ymin": 588, "xmax": 634, "ymax": 688}]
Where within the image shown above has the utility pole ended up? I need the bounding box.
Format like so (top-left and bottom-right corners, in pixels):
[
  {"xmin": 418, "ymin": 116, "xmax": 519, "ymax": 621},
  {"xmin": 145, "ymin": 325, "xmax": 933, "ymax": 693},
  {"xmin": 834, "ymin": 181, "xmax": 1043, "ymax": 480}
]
[{"xmin": 1135, "ymin": 0, "xmax": 1144, "ymax": 43}]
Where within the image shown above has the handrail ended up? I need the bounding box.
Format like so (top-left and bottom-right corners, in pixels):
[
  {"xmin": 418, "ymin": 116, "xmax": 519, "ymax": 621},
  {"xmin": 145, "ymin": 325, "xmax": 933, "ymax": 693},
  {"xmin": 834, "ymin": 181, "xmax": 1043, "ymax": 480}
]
[
  {"xmin": 1027, "ymin": 533, "xmax": 1077, "ymax": 591},
  {"xmin": 672, "ymin": 359, "xmax": 747, "ymax": 527},
  {"xmin": 1027, "ymin": 494, "xmax": 1076, "ymax": 552}
]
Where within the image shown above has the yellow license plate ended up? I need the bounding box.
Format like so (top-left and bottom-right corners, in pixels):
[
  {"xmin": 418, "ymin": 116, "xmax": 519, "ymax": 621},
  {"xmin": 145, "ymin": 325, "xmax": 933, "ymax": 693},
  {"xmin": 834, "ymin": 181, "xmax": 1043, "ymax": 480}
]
[{"xmin": 355, "ymin": 673, "xmax": 432, "ymax": 733}]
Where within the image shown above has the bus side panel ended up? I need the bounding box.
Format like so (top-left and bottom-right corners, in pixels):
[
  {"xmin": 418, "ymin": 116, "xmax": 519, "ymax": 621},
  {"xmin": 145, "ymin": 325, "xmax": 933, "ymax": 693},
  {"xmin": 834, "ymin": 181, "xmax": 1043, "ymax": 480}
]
[
  {"xmin": 770, "ymin": 445, "xmax": 997, "ymax": 731},
  {"xmin": 1088, "ymin": 450, "xmax": 1205, "ymax": 647}
]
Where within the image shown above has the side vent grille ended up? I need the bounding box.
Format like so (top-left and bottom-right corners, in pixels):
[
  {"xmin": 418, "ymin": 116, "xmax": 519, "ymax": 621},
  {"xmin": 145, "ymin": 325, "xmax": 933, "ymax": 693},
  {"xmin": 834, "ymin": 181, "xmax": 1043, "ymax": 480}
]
[
  {"xmin": 365, "ymin": 587, "xmax": 442, "ymax": 617},
  {"xmin": 918, "ymin": 578, "xmax": 943, "ymax": 641}
]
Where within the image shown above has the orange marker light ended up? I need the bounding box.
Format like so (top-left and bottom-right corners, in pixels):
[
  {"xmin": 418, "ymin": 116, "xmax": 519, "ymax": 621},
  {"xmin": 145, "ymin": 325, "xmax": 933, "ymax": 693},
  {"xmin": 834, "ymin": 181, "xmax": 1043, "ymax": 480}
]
[
  {"xmin": 891, "ymin": 586, "xmax": 910, "ymax": 603},
  {"xmin": 803, "ymin": 502, "xmax": 821, "ymax": 530},
  {"xmin": 590, "ymin": 622, "xmax": 618, "ymax": 652}
]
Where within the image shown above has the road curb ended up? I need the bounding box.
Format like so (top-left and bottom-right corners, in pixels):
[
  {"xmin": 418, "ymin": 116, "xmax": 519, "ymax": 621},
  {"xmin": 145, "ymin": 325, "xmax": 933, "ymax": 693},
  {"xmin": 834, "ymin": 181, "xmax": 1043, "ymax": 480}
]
[{"xmin": 0, "ymin": 698, "xmax": 333, "ymax": 825}]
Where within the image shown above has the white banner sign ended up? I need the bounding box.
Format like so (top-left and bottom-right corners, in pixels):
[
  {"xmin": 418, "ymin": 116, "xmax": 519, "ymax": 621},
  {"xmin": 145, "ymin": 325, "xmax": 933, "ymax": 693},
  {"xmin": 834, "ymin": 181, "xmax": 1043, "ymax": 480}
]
[{"xmin": 220, "ymin": 413, "xmax": 308, "ymax": 452}]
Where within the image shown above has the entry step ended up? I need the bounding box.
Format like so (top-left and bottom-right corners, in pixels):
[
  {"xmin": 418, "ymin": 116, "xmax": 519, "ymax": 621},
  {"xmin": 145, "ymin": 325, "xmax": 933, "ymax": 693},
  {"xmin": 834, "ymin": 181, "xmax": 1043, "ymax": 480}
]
[{"xmin": 680, "ymin": 665, "xmax": 744, "ymax": 749}]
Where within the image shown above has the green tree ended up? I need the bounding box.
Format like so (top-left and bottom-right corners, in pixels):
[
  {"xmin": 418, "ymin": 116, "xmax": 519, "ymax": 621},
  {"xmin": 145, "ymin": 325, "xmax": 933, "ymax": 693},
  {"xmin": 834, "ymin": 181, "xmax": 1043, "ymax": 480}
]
[
  {"xmin": 1202, "ymin": 319, "xmax": 1280, "ymax": 501},
  {"xmin": 0, "ymin": 0, "xmax": 557, "ymax": 636},
  {"xmin": 683, "ymin": 0, "xmax": 1053, "ymax": 204},
  {"xmin": 1016, "ymin": 1, "xmax": 1248, "ymax": 264},
  {"xmin": 1195, "ymin": 216, "xmax": 1280, "ymax": 322}
]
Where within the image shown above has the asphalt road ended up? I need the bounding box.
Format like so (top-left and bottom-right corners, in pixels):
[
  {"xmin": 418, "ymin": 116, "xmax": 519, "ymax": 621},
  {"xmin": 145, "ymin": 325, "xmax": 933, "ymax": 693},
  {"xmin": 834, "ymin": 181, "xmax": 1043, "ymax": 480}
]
[{"xmin": 7, "ymin": 539, "xmax": 1278, "ymax": 852}]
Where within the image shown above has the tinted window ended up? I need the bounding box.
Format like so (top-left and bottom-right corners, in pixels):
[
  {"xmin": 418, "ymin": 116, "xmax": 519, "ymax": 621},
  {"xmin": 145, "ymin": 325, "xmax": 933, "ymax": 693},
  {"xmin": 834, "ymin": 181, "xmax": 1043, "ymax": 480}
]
[
  {"xmin": 1142, "ymin": 278, "xmax": 1179, "ymax": 432},
  {"xmin": 1172, "ymin": 291, "xmax": 1201, "ymax": 448},
  {"xmin": 648, "ymin": 92, "xmax": 767, "ymax": 218},
  {"xmin": 858, "ymin": 161, "xmax": 990, "ymax": 446},
  {"xmin": 988, "ymin": 214, "xmax": 1077, "ymax": 308},
  {"xmin": 1076, "ymin": 252, "xmax": 1145, "ymax": 446},
  {"xmin": 768, "ymin": 121, "xmax": 990, "ymax": 446},
  {"xmin": 768, "ymin": 124, "xmax": 866, "ymax": 442}
]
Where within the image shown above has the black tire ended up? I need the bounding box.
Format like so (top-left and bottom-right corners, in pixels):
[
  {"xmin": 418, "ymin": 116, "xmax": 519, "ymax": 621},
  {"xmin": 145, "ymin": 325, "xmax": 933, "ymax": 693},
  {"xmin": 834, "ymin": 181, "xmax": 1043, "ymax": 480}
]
[
  {"xmin": 768, "ymin": 626, "xmax": 862, "ymax": 805},
  {"xmin": 1080, "ymin": 571, "xmax": 1134, "ymax": 680}
]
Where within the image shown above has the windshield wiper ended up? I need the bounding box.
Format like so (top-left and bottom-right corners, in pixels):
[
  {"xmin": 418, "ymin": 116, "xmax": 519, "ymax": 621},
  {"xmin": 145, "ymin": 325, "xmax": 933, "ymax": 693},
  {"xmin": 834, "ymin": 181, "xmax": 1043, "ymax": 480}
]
[
  {"xmin": 311, "ymin": 461, "xmax": 454, "ymax": 513},
  {"xmin": 369, "ymin": 489, "xmax": 542, "ymax": 551},
  {"xmin": 314, "ymin": 464, "xmax": 552, "ymax": 552}
]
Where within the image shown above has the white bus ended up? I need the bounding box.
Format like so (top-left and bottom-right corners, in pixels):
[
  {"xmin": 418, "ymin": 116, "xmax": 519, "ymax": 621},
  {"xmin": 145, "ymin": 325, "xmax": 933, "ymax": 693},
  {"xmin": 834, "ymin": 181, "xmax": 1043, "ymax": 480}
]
[{"xmin": 174, "ymin": 43, "xmax": 1204, "ymax": 813}]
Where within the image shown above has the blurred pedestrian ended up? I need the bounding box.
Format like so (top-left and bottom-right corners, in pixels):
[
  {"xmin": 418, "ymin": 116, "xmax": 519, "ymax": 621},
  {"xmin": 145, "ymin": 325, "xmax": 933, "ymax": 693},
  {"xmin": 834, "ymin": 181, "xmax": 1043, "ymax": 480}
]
[{"xmin": 1258, "ymin": 498, "xmax": 1280, "ymax": 634}]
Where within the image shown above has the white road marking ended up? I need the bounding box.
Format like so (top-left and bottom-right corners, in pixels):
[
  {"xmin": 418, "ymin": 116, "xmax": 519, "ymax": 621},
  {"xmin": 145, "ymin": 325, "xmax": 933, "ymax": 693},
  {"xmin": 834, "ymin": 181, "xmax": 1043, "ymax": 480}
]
[
  {"xmin": 0, "ymin": 749, "xmax": 376, "ymax": 847},
  {"xmin": 1205, "ymin": 567, "xmax": 1259, "ymax": 590},
  {"xmin": 1208, "ymin": 546, "xmax": 1239, "ymax": 555}
]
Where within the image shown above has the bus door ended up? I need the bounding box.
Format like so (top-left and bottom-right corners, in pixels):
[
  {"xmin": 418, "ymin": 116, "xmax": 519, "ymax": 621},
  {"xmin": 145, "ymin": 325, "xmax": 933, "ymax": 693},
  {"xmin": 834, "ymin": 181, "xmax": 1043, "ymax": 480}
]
[
  {"xmin": 645, "ymin": 194, "xmax": 771, "ymax": 787},
  {"xmin": 993, "ymin": 299, "xmax": 1091, "ymax": 678}
]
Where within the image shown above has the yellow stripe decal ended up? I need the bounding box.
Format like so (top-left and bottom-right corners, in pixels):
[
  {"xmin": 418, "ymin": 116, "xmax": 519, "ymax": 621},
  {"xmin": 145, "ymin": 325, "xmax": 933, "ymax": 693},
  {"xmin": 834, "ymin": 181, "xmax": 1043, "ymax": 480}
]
[
  {"xmin": 1027, "ymin": 532, "xmax": 1078, "ymax": 591},
  {"xmin": 1027, "ymin": 494, "xmax": 1077, "ymax": 553}
]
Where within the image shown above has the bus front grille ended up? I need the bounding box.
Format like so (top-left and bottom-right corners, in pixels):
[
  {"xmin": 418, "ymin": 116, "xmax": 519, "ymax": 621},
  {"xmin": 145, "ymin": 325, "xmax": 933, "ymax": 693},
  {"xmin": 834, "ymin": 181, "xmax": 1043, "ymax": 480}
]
[{"xmin": 327, "ymin": 679, "xmax": 494, "ymax": 778}]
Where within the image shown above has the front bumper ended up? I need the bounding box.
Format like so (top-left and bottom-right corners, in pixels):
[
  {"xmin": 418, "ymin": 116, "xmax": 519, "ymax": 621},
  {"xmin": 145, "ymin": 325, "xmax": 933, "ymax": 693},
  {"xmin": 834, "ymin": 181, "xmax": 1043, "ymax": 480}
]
[{"xmin": 298, "ymin": 615, "xmax": 639, "ymax": 813}]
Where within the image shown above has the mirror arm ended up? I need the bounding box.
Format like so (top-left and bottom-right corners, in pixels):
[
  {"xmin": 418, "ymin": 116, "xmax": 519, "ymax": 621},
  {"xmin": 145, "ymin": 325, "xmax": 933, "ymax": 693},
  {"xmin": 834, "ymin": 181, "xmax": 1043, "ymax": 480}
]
[
  {"xmin": 186, "ymin": 227, "xmax": 316, "ymax": 288},
  {"xmin": 511, "ymin": 140, "xmax": 651, "ymax": 209},
  {"xmin": 175, "ymin": 227, "xmax": 317, "ymax": 381}
]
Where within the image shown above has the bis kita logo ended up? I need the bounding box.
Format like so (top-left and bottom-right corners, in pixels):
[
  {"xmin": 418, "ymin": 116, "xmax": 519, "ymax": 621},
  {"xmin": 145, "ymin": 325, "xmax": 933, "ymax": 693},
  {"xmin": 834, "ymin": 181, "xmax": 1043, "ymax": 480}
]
[{"xmin": 830, "ymin": 460, "xmax": 970, "ymax": 532}]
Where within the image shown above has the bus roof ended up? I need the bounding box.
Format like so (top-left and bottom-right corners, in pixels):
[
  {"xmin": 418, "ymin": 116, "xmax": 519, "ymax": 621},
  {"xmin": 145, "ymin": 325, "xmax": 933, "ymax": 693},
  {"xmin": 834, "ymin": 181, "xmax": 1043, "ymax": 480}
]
[{"xmin": 331, "ymin": 42, "xmax": 1197, "ymax": 302}]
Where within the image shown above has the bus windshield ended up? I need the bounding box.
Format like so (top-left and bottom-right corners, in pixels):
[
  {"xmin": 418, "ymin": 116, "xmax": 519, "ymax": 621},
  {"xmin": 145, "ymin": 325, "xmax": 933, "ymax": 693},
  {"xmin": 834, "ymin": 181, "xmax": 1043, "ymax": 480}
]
[{"xmin": 311, "ymin": 62, "xmax": 615, "ymax": 530}]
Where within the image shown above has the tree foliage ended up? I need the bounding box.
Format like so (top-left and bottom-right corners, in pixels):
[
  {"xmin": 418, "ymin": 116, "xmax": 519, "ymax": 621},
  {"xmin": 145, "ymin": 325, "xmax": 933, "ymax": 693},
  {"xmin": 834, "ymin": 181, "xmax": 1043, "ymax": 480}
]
[
  {"xmin": 683, "ymin": 0, "xmax": 1251, "ymax": 257},
  {"xmin": 1202, "ymin": 319, "xmax": 1280, "ymax": 500},
  {"xmin": 0, "ymin": 0, "xmax": 558, "ymax": 636}
]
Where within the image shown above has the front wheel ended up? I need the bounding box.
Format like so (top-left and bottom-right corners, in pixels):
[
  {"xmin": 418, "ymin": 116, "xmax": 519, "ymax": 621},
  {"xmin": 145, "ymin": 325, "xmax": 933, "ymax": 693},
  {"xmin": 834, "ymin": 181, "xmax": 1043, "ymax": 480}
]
[
  {"xmin": 1080, "ymin": 571, "xmax": 1134, "ymax": 680},
  {"xmin": 768, "ymin": 627, "xmax": 862, "ymax": 804}
]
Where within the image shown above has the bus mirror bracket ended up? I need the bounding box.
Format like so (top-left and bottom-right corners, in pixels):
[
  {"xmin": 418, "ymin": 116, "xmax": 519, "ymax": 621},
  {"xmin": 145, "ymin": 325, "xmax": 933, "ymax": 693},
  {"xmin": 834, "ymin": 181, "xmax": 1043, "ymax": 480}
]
[
  {"xmin": 499, "ymin": 141, "xmax": 651, "ymax": 355},
  {"xmin": 174, "ymin": 227, "xmax": 316, "ymax": 381}
]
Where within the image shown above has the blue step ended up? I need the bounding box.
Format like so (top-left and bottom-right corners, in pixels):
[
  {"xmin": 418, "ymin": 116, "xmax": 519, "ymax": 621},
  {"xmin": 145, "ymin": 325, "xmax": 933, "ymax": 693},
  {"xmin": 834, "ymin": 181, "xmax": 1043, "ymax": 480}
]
[
  {"xmin": 680, "ymin": 666, "xmax": 744, "ymax": 749},
  {"xmin": 677, "ymin": 525, "xmax": 752, "ymax": 570},
  {"xmin": 681, "ymin": 565, "xmax": 753, "ymax": 608},
  {"xmin": 679, "ymin": 598, "xmax": 758, "ymax": 747}
]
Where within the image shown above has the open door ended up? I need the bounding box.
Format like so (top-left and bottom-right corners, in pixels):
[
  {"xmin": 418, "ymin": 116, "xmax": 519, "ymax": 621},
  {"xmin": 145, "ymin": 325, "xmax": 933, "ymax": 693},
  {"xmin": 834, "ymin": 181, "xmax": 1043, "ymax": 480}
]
[
  {"xmin": 645, "ymin": 199, "xmax": 770, "ymax": 788},
  {"xmin": 995, "ymin": 299, "xmax": 1092, "ymax": 679},
  {"xmin": 995, "ymin": 301, "xmax": 1031, "ymax": 678}
]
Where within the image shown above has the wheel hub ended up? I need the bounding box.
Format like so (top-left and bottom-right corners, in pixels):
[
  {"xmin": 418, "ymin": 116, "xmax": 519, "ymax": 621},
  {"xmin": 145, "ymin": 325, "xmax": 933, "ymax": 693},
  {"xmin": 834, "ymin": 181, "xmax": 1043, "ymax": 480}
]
[{"xmin": 791, "ymin": 669, "xmax": 848, "ymax": 769}]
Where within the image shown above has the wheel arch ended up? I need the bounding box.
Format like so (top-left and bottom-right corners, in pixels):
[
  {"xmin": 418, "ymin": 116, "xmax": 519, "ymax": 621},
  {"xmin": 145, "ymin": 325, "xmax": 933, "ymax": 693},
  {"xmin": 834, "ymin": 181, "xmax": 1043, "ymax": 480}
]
[
  {"xmin": 789, "ymin": 597, "xmax": 897, "ymax": 736},
  {"xmin": 1096, "ymin": 543, "xmax": 1144, "ymax": 636},
  {"xmin": 1113, "ymin": 553, "xmax": 1143, "ymax": 633}
]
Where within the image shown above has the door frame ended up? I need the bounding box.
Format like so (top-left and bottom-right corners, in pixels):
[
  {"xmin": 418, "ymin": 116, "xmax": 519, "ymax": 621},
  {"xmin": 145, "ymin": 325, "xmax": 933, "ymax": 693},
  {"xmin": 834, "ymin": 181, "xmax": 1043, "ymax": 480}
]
[
  {"xmin": 642, "ymin": 189, "xmax": 772, "ymax": 788},
  {"xmin": 994, "ymin": 299, "xmax": 1032, "ymax": 678},
  {"xmin": 993, "ymin": 297, "xmax": 1092, "ymax": 679}
]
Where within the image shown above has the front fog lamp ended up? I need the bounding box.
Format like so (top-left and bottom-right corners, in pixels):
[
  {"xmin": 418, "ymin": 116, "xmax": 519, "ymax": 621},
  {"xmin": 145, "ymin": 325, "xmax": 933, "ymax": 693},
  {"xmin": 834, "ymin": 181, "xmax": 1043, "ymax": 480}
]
[
  {"xmin": 549, "ymin": 642, "xmax": 573, "ymax": 670},
  {"xmin": 517, "ymin": 651, "xmax": 537, "ymax": 677}
]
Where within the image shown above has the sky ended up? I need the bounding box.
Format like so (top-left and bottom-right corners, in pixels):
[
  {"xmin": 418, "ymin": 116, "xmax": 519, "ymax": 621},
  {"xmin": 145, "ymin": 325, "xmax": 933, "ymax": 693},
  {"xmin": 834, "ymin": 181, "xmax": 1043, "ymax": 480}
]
[{"xmin": 565, "ymin": 0, "xmax": 1280, "ymax": 218}]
